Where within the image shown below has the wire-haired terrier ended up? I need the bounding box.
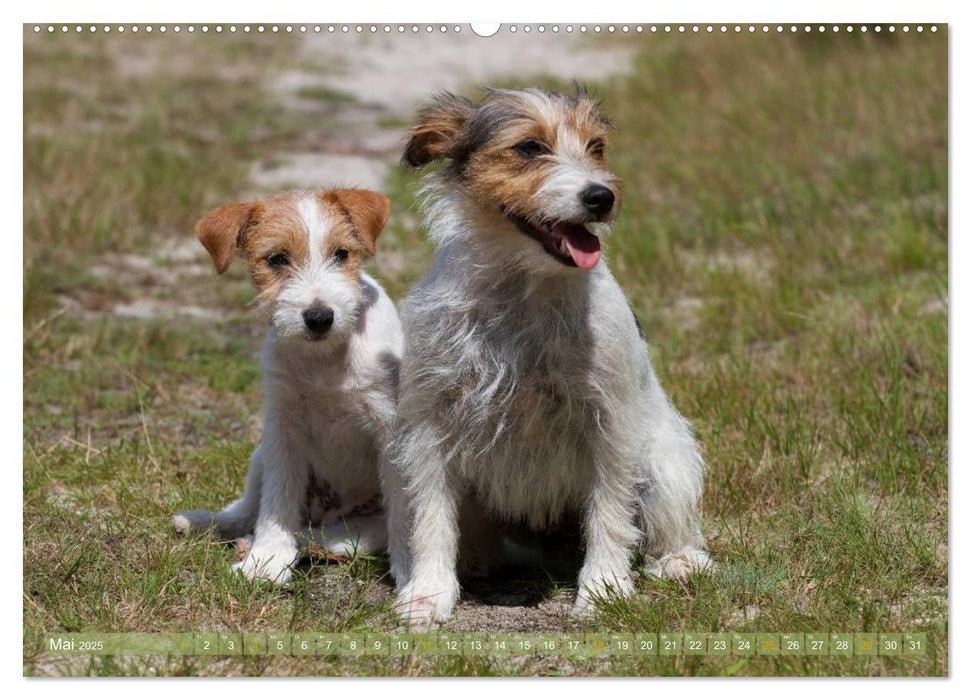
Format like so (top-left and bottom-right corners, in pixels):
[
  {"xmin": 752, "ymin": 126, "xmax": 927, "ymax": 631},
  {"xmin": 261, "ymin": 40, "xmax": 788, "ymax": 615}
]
[
  {"xmin": 173, "ymin": 187, "xmax": 403, "ymax": 584},
  {"xmin": 387, "ymin": 87, "xmax": 713, "ymax": 627}
]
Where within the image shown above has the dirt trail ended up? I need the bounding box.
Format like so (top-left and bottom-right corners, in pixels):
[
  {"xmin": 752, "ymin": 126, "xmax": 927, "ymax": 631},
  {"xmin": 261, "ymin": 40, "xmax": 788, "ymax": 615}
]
[{"xmin": 252, "ymin": 29, "xmax": 635, "ymax": 192}]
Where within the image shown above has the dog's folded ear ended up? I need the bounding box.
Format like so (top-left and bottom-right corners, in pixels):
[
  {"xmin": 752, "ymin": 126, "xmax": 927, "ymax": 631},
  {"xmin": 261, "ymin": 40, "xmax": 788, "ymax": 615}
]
[
  {"xmin": 195, "ymin": 201, "xmax": 262, "ymax": 274},
  {"xmin": 330, "ymin": 188, "xmax": 391, "ymax": 256},
  {"xmin": 402, "ymin": 92, "xmax": 475, "ymax": 168}
]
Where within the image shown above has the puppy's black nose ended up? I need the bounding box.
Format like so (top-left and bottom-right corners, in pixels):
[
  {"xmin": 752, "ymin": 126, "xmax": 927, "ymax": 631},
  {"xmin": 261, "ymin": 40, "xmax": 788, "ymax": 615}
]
[
  {"xmin": 302, "ymin": 303, "xmax": 334, "ymax": 336},
  {"xmin": 580, "ymin": 184, "xmax": 615, "ymax": 217}
]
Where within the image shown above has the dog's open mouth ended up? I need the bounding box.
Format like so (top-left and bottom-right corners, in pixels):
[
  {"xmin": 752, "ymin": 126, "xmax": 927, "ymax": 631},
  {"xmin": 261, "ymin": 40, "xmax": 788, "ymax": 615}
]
[{"xmin": 506, "ymin": 213, "xmax": 602, "ymax": 270}]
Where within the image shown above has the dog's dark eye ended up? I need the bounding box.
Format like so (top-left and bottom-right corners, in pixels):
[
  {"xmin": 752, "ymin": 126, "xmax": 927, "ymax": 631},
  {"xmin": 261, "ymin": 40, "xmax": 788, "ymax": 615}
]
[
  {"xmin": 333, "ymin": 248, "xmax": 349, "ymax": 264},
  {"xmin": 588, "ymin": 139, "xmax": 606, "ymax": 158},
  {"xmin": 514, "ymin": 139, "xmax": 550, "ymax": 159},
  {"xmin": 267, "ymin": 253, "xmax": 290, "ymax": 269}
]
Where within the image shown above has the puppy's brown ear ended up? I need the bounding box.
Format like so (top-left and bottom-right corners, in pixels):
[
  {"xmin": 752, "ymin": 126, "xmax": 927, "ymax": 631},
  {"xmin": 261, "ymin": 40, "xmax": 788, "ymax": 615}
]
[
  {"xmin": 402, "ymin": 92, "xmax": 474, "ymax": 168},
  {"xmin": 330, "ymin": 189, "xmax": 391, "ymax": 256},
  {"xmin": 195, "ymin": 202, "xmax": 261, "ymax": 274}
]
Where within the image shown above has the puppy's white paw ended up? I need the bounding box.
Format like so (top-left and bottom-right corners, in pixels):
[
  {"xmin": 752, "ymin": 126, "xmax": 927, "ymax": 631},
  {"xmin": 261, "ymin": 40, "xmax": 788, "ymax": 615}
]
[
  {"xmin": 231, "ymin": 547, "xmax": 295, "ymax": 585},
  {"xmin": 172, "ymin": 513, "xmax": 192, "ymax": 535},
  {"xmin": 234, "ymin": 535, "xmax": 254, "ymax": 559},
  {"xmin": 172, "ymin": 509, "xmax": 213, "ymax": 535}
]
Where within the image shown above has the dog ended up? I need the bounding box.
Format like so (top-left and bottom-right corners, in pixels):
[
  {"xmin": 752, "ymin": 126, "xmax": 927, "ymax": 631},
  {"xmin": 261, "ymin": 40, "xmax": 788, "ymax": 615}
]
[
  {"xmin": 172, "ymin": 187, "xmax": 403, "ymax": 585},
  {"xmin": 385, "ymin": 88, "xmax": 712, "ymax": 627}
]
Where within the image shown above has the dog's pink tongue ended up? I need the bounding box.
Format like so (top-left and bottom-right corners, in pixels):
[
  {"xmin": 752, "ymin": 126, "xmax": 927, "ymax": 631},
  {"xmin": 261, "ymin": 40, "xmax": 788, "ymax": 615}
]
[{"xmin": 556, "ymin": 223, "xmax": 601, "ymax": 269}]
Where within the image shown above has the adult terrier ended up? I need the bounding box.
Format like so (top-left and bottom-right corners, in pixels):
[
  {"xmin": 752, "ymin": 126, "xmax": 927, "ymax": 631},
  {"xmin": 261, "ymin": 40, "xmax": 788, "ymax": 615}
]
[
  {"xmin": 387, "ymin": 88, "xmax": 712, "ymax": 626},
  {"xmin": 173, "ymin": 188, "xmax": 403, "ymax": 584}
]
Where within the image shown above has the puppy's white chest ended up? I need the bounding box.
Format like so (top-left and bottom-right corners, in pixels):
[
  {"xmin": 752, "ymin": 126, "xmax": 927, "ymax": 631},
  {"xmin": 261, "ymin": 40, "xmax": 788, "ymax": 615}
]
[{"xmin": 265, "ymin": 356, "xmax": 381, "ymax": 505}]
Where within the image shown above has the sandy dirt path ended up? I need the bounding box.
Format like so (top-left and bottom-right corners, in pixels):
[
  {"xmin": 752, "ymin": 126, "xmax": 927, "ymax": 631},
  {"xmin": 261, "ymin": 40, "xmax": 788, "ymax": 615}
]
[{"xmin": 251, "ymin": 28, "xmax": 634, "ymax": 192}]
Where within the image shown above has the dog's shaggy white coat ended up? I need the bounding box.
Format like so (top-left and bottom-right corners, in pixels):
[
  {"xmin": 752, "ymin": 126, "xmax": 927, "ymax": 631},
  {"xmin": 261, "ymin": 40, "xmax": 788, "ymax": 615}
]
[{"xmin": 387, "ymin": 90, "xmax": 712, "ymax": 628}]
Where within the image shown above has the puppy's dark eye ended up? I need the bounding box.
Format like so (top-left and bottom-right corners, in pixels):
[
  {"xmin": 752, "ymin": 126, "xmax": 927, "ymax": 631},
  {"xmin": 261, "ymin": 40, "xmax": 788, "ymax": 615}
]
[
  {"xmin": 514, "ymin": 139, "xmax": 550, "ymax": 159},
  {"xmin": 267, "ymin": 253, "xmax": 290, "ymax": 269},
  {"xmin": 588, "ymin": 139, "xmax": 606, "ymax": 158},
  {"xmin": 333, "ymin": 248, "xmax": 349, "ymax": 264}
]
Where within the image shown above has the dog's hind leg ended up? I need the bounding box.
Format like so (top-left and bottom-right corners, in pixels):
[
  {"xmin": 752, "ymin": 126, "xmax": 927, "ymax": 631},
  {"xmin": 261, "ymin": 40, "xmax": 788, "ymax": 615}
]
[
  {"xmin": 636, "ymin": 388, "xmax": 714, "ymax": 580},
  {"xmin": 172, "ymin": 446, "xmax": 264, "ymax": 540}
]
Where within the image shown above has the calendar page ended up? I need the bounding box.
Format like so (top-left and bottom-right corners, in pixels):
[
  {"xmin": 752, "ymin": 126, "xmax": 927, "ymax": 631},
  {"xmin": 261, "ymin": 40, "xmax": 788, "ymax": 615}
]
[{"xmin": 22, "ymin": 17, "xmax": 948, "ymax": 679}]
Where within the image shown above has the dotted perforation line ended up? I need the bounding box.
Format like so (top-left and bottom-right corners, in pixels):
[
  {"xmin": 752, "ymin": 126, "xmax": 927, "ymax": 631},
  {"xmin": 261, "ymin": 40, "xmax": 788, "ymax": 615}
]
[
  {"xmin": 31, "ymin": 24, "xmax": 465, "ymax": 34},
  {"xmin": 508, "ymin": 24, "xmax": 938, "ymax": 34},
  {"xmin": 31, "ymin": 23, "xmax": 939, "ymax": 35},
  {"xmin": 509, "ymin": 24, "xmax": 937, "ymax": 34}
]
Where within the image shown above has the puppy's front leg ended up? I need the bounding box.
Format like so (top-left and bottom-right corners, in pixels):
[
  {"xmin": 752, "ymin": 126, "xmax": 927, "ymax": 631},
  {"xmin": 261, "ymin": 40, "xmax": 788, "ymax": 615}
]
[
  {"xmin": 574, "ymin": 459, "xmax": 640, "ymax": 615},
  {"xmin": 233, "ymin": 424, "xmax": 307, "ymax": 585},
  {"xmin": 393, "ymin": 430, "xmax": 460, "ymax": 629}
]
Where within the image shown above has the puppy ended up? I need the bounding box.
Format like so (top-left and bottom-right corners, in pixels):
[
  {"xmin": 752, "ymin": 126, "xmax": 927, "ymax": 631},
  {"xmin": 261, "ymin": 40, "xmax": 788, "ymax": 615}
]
[
  {"xmin": 173, "ymin": 188, "xmax": 403, "ymax": 584},
  {"xmin": 386, "ymin": 88, "xmax": 712, "ymax": 627}
]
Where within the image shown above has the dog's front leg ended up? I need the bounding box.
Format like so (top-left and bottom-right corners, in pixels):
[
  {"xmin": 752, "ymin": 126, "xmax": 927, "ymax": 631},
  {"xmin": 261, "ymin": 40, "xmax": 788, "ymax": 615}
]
[
  {"xmin": 393, "ymin": 433, "xmax": 461, "ymax": 630},
  {"xmin": 232, "ymin": 423, "xmax": 307, "ymax": 585},
  {"xmin": 381, "ymin": 452, "xmax": 413, "ymax": 589},
  {"xmin": 573, "ymin": 458, "xmax": 640, "ymax": 615}
]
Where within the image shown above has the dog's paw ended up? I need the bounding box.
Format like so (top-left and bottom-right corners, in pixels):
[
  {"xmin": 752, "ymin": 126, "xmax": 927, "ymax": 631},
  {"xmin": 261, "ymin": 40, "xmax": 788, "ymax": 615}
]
[
  {"xmin": 394, "ymin": 584, "xmax": 458, "ymax": 631},
  {"xmin": 394, "ymin": 597, "xmax": 438, "ymax": 632},
  {"xmin": 172, "ymin": 509, "xmax": 212, "ymax": 535},
  {"xmin": 231, "ymin": 548, "xmax": 295, "ymax": 585},
  {"xmin": 172, "ymin": 513, "xmax": 192, "ymax": 535},
  {"xmin": 571, "ymin": 593, "xmax": 598, "ymax": 617},
  {"xmin": 234, "ymin": 535, "xmax": 254, "ymax": 559},
  {"xmin": 656, "ymin": 547, "xmax": 715, "ymax": 581},
  {"xmin": 572, "ymin": 571, "xmax": 634, "ymax": 616}
]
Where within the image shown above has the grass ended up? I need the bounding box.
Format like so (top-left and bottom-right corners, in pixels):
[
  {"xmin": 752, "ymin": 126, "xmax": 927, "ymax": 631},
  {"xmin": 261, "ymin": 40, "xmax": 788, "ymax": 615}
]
[{"xmin": 23, "ymin": 28, "xmax": 947, "ymax": 676}]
